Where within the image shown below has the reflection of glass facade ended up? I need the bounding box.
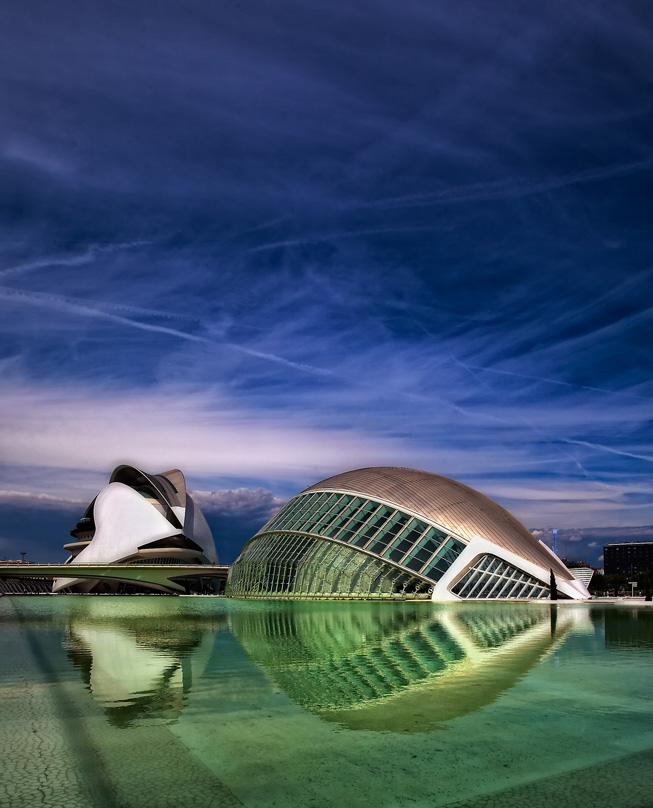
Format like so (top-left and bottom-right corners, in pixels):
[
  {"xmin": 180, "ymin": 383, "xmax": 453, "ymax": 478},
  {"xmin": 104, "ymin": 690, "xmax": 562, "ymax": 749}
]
[
  {"xmin": 230, "ymin": 490, "xmax": 467, "ymax": 598},
  {"xmin": 227, "ymin": 532, "xmax": 433, "ymax": 598},
  {"xmin": 451, "ymin": 555, "xmax": 548, "ymax": 600},
  {"xmin": 230, "ymin": 601, "xmax": 566, "ymax": 730}
]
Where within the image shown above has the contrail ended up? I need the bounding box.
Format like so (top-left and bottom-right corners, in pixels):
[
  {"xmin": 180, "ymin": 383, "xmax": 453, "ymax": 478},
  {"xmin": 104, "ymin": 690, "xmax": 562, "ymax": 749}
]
[
  {"xmin": 464, "ymin": 363, "xmax": 652, "ymax": 402},
  {"xmin": 455, "ymin": 356, "xmax": 604, "ymax": 484},
  {"xmin": 0, "ymin": 285, "xmax": 333, "ymax": 378},
  {"xmin": 243, "ymin": 224, "xmax": 440, "ymax": 254},
  {"xmin": 361, "ymin": 158, "xmax": 653, "ymax": 211},
  {"xmin": 0, "ymin": 286, "xmax": 209, "ymax": 342},
  {"xmin": 561, "ymin": 439, "xmax": 653, "ymax": 464},
  {"xmin": 0, "ymin": 239, "xmax": 154, "ymax": 279}
]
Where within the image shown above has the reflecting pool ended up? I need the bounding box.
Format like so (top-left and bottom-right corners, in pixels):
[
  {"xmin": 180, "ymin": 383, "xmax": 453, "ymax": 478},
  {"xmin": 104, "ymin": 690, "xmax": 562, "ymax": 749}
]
[{"xmin": 1, "ymin": 596, "xmax": 653, "ymax": 808}]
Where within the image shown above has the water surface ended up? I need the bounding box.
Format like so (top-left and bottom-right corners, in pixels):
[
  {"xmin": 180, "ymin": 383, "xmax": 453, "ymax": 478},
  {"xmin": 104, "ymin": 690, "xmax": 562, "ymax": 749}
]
[{"xmin": 1, "ymin": 596, "xmax": 652, "ymax": 808}]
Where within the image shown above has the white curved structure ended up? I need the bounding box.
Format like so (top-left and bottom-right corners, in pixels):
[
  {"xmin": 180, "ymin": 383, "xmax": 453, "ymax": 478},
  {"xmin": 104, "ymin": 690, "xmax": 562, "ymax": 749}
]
[
  {"xmin": 54, "ymin": 466, "xmax": 218, "ymax": 594},
  {"xmin": 227, "ymin": 467, "xmax": 589, "ymax": 601}
]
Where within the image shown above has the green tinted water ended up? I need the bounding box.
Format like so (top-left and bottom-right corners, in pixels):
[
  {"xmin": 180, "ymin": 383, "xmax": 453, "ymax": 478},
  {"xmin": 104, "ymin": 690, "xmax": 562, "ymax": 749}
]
[{"xmin": 1, "ymin": 597, "xmax": 652, "ymax": 808}]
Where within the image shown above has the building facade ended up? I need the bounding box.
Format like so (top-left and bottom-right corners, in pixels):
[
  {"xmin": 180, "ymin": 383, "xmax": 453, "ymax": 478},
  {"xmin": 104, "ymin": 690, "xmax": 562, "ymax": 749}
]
[
  {"xmin": 53, "ymin": 465, "xmax": 222, "ymax": 594},
  {"xmin": 226, "ymin": 467, "xmax": 589, "ymax": 601},
  {"xmin": 604, "ymin": 541, "xmax": 653, "ymax": 577}
]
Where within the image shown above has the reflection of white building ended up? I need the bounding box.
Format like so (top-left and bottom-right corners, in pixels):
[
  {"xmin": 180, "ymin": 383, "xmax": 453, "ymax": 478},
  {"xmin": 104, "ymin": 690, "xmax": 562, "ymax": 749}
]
[
  {"xmin": 227, "ymin": 467, "xmax": 590, "ymax": 600},
  {"xmin": 54, "ymin": 466, "xmax": 219, "ymax": 594},
  {"xmin": 63, "ymin": 598, "xmax": 218, "ymax": 726},
  {"xmin": 73, "ymin": 625, "xmax": 187, "ymax": 711}
]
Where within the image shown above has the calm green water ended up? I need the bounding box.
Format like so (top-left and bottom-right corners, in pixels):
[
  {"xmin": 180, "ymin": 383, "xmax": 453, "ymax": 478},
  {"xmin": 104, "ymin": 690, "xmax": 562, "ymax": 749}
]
[{"xmin": 1, "ymin": 597, "xmax": 653, "ymax": 808}]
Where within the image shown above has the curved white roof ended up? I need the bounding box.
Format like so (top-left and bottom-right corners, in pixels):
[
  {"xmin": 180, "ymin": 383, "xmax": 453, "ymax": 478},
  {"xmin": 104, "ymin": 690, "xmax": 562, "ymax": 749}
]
[{"xmin": 63, "ymin": 465, "xmax": 218, "ymax": 569}]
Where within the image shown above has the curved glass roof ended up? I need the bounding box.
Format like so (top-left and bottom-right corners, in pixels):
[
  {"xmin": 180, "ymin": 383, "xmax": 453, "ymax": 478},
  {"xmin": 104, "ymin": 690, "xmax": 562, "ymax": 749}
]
[{"xmin": 299, "ymin": 467, "xmax": 572, "ymax": 580}]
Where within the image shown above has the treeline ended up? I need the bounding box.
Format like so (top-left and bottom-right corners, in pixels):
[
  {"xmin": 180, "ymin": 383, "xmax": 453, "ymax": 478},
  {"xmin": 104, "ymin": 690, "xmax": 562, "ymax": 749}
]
[{"xmin": 589, "ymin": 570, "xmax": 653, "ymax": 599}]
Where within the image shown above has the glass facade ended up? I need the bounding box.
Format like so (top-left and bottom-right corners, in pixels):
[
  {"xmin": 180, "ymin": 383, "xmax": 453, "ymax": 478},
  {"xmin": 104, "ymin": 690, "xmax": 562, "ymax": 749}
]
[
  {"xmin": 229, "ymin": 490, "xmax": 553, "ymax": 600},
  {"xmin": 226, "ymin": 532, "xmax": 433, "ymax": 598},
  {"xmin": 450, "ymin": 555, "xmax": 549, "ymax": 600},
  {"xmin": 259, "ymin": 491, "xmax": 466, "ymax": 583}
]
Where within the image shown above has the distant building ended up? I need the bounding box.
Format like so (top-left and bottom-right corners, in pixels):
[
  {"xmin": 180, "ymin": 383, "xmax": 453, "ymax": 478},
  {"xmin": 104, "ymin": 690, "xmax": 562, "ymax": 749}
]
[
  {"xmin": 568, "ymin": 567, "xmax": 594, "ymax": 588},
  {"xmin": 604, "ymin": 541, "xmax": 653, "ymax": 577}
]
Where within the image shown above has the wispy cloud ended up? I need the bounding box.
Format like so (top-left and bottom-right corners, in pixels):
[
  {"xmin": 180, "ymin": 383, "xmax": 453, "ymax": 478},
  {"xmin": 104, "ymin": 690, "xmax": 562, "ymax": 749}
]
[
  {"xmin": 0, "ymin": 284, "xmax": 336, "ymax": 377},
  {"xmin": 0, "ymin": 380, "xmax": 430, "ymax": 486},
  {"xmin": 464, "ymin": 364, "xmax": 652, "ymax": 402}
]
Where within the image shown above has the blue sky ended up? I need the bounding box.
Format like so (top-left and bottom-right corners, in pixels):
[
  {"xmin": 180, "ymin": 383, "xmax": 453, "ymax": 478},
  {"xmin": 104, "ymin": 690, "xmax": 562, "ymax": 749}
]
[{"xmin": 0, "ymin": 0, "xmax": 651, "ymax": 565}]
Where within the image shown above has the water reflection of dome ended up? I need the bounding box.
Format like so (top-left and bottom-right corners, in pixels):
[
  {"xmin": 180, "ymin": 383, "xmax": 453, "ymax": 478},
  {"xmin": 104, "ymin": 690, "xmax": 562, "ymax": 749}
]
[
  {"xmin": 64, "ymin": 600, "xmax": 222, "ymax": 727},
  {"xmin": 231, "ymin": 603, "xmax": 572, "ymax": 732}
]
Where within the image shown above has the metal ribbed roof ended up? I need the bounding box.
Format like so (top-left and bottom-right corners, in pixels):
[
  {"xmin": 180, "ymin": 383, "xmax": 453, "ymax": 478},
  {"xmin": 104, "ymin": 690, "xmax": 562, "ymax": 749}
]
[{"xmin": 302, "ymin": 467, "xmax": 572, "ymax": 580}]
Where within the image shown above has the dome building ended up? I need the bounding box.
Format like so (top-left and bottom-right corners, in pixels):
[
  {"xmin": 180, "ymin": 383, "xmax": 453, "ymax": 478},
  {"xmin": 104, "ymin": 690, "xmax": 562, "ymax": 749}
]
[{"xmin": 226, "ymin": 467, "xmax": 589, "ymax": 601}]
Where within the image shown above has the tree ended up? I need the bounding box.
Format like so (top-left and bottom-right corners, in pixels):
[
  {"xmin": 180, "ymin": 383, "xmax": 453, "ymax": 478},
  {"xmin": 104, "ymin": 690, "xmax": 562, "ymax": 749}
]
[
  {"xmin": 593, "ymin": 573, "xmax": 628, "ymax": 596},
  {"xmin": 635, "ymin": 569, "xmax": 653, "ymax": 601}
]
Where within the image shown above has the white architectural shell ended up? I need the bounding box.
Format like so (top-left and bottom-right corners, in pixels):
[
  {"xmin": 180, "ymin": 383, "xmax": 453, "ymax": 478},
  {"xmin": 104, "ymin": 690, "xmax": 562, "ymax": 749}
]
[{"xmin": 54, "ymin": 466, "xmax": 217, "ymax": 593}]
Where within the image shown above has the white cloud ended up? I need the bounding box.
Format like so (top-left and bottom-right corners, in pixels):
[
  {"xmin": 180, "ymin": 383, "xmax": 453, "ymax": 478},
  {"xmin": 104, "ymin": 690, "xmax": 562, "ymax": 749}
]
[
  {"xmin": 0, "ymin": 489, "xmax": 85, "ymax": 506},
  {"xmin": 0, "ymin": 380, "xmax": 429, "ymax": 488}
]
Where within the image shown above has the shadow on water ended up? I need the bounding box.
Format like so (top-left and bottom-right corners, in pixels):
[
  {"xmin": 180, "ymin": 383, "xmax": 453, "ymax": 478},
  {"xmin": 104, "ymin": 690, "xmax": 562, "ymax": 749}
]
[
  {"xmin": 229, "ymin": 601, "xmax": 575, "ymax": 732},
  {"xmin": 4, "ymin": 597, "xmax": 245, "ymax": 808}
]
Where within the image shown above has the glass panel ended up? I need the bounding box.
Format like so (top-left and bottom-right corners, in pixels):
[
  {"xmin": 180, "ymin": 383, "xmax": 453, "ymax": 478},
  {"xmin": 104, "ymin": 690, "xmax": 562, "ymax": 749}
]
[
  {"xmin": 345, "ymin": 500, "xmax": 381, "ymax": 529},
  {"xmin": 226, "ymin": 532, "xmax": 432, "ymax": 599},
  {"xmin": 401, "ymin": 527, "xmax": 447, "ymax": 568},
  {"xmin": 350, "ymin": 506, "xmax": 395, "ymax": 548},
  {"xmin": 384, "ymin": 538, "xmax": 415, "ymax": 563},
  {"xmin": 330, "ymin": 498, "xmax": 368, "ymax": 540},
  {"xmin": 382, "ymin": 523, "xmax": 426, "ymax": 562},
  {"xmin": 450, "ymin": 555, "xmax": 550, "ymax": 601},
  {"xmin": 403, "ymin": 550, "xmax": 433, "ymax": 572}
]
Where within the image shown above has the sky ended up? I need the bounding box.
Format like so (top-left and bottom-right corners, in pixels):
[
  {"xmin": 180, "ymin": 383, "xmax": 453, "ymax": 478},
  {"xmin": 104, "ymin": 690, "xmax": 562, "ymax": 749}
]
[{"xmin": 0, "ymin": 0, "xmax": 652, "ymax": 566}]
